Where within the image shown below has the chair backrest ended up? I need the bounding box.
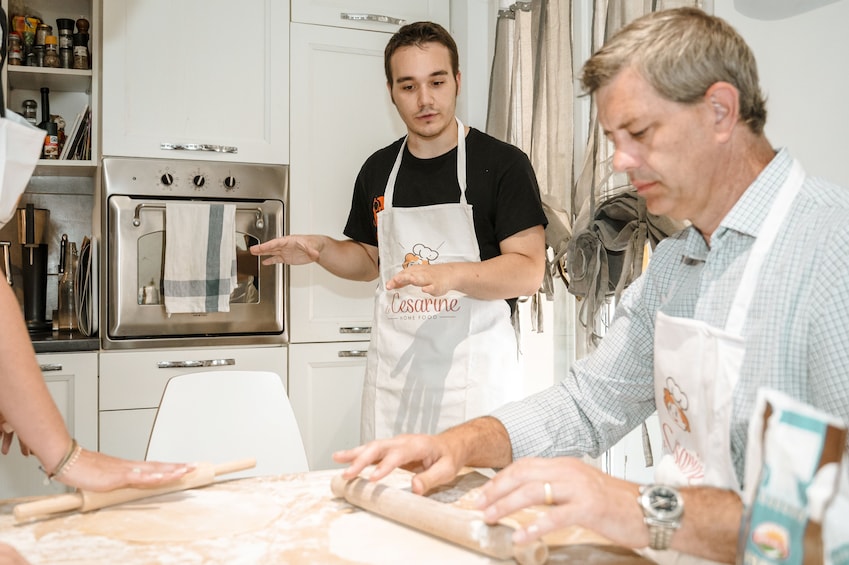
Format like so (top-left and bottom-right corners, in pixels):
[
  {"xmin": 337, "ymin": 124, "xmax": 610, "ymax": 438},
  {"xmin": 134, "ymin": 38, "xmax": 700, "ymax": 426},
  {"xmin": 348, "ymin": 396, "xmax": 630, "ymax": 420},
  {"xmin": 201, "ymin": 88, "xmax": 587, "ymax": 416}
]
[{"xmin": 145, "ymin": 370, "xmax": 309, "ymax": 478}]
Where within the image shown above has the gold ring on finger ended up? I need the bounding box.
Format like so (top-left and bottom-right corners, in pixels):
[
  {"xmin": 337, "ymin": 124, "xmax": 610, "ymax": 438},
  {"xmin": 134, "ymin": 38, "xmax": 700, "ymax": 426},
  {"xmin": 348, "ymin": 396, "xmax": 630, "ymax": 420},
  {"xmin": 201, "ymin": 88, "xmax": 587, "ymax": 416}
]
[{"xmin": 543, "ymin": 481, "xmax": 554, "ymax": 505}]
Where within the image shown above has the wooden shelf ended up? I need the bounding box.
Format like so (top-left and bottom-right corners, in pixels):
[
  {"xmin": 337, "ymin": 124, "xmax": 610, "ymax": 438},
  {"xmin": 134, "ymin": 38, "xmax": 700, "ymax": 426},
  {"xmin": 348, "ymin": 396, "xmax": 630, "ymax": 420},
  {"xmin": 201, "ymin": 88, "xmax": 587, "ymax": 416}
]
[
  {"xmin": 7, "ymin": 67, "xmax": 94, "ymax": 93},
  {"xmin": 33, "ymin": 160, "xmax": 98, "ymax": 177}
]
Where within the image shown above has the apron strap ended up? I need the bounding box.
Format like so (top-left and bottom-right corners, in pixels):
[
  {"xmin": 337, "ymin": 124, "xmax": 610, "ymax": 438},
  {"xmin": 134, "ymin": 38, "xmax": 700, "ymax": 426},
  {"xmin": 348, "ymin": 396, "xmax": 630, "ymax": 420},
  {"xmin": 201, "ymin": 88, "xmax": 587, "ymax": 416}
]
[{"xmin": 725, "ymin": 160, "xmax": 805, "ymax": 334}]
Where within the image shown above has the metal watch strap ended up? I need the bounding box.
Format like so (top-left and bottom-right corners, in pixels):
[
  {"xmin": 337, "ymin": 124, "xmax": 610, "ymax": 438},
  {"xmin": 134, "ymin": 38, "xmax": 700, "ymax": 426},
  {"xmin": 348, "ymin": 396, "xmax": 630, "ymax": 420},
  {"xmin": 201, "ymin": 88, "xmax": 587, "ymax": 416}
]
[{"xmin": 646, "ymin": 521, "xmax": 675, "ymax": 550}]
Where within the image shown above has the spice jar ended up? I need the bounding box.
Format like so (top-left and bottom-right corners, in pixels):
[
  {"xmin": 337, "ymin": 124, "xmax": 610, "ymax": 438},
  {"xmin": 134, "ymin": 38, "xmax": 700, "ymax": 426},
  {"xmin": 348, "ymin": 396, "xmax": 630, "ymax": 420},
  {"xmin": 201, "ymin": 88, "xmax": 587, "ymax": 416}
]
[
  {"xmin": 35, "ymin": 23, "xmax": 51, "ymax": 45},
  {"xmin": 22, "ymin": 100, "xmax": 38, "ymax": 126},
  {"xmin": 8, "ymin": 32, "xmax": 23, "ymax": 65},
  {"xmin": 31, "ymin": 44, "xmax": 45, "ymax": 67},
  {"xmin": 43, "ymin": 36, "xmax": 60, "ymax": 68},
  {"xmin": 43, "ymin": 122, "xmax": 59, "ymax": 160},
  {"xmin": 56, "ymin": 18, "xmax": 75, "ymax": 49},
  {"xmin": 72, "ymin": 33, "xmax": 90, "ymax": 70}
]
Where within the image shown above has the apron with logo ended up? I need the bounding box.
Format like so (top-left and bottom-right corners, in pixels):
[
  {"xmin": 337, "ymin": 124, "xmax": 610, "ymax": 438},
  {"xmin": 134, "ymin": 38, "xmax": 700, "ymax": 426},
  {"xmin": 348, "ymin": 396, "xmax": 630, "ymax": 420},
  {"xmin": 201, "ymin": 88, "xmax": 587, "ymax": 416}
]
[
  {"xmin": 647, "ymin": 160, "xmax": 805, "ymax": 565},
  {"xmin": 360, "ymin": 118, "xmax": 521, "ymax": 442}
]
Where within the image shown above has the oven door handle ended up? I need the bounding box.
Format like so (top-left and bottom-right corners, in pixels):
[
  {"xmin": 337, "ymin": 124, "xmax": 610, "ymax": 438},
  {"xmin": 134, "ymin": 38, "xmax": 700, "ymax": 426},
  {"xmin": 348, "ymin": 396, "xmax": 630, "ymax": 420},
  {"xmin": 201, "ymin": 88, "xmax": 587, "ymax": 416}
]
[{"xmin": 157, "ymin": 358, "xmax": 236, "ymax": 369}]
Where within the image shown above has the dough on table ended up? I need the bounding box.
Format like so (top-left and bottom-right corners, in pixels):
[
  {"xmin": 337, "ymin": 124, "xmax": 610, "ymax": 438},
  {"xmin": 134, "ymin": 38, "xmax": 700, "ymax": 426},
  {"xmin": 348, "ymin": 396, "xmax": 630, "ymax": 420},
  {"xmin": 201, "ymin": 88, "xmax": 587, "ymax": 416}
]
[{"xmin": 34, "ymin": 487, "xmax": 283, "ymax": 543}]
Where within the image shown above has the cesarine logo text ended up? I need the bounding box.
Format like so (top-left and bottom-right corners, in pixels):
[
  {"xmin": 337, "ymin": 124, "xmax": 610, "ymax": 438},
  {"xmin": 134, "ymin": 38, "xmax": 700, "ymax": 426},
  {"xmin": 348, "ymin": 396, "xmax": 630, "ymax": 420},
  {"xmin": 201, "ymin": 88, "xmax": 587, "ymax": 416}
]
[{"xmin": 386, "ymin": 292, "xmax": 461, "ymax": 314}]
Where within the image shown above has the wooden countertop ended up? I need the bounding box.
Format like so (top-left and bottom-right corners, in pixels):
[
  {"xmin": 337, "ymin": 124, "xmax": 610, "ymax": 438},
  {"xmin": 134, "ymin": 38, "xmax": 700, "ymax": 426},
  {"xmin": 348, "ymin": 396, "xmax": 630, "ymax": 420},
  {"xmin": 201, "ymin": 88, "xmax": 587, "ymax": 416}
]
[{"xmin": 0, "ymin": 469, "xmax": 655, "ymax": 564}]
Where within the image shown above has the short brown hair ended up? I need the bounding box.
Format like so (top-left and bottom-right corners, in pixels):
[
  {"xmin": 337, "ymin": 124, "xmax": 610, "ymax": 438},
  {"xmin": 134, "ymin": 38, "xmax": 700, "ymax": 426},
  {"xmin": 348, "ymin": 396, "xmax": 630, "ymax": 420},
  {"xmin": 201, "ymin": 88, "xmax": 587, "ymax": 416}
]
[
  {"xmin": 581, "ymin": 7, "xmax": 767, "ymax": 134},
  {"xmin": 384, "ymin": 21, "xmax": 460, "ymax": 85}
]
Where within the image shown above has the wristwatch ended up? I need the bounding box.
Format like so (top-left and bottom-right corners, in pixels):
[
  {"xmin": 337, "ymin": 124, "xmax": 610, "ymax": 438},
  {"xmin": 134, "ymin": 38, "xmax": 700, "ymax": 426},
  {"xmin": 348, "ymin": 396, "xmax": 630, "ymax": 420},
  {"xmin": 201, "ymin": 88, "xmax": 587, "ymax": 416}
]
[{"xmin": 638, "ymin": 484, "xmax": 684, "ymax": 550}]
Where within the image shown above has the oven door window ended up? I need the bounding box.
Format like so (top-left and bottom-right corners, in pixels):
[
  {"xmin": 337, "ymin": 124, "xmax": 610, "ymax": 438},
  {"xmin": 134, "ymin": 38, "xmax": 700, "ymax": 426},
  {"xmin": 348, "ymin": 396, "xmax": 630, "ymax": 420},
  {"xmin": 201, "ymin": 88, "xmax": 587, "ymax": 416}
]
[{"xmin": 137, "ymin": 231, "xmax": 260, "ymax": 305}]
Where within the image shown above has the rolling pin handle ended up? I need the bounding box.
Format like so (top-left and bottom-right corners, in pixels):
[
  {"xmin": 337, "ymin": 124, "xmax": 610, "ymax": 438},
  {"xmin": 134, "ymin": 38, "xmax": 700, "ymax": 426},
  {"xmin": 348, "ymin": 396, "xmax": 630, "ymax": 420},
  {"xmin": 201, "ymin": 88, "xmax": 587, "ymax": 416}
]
[{"xmin": 13, "ymin": 493, "xmax": 82, "ymax": 522}]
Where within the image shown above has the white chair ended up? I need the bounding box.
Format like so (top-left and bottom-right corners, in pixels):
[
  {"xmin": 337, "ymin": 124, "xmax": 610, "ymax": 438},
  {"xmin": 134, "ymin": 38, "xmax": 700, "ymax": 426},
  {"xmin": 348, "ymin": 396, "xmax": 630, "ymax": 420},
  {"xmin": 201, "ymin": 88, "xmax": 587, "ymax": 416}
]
[{"xmin": 145, "ymin": 370, "xmax": 309, "ymax": 478}]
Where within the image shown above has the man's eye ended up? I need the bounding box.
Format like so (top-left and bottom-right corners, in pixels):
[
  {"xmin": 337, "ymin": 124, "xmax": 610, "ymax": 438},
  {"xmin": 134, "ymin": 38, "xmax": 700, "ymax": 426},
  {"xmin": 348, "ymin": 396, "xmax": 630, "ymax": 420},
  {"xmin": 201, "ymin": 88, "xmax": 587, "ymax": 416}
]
[
  {"xmin": 433, "ymin": 80, "xmax": 444, "ymax": 87},
  {"xmin": 631, "ymin": 128, "xmax": 648, "ymax": 139}
]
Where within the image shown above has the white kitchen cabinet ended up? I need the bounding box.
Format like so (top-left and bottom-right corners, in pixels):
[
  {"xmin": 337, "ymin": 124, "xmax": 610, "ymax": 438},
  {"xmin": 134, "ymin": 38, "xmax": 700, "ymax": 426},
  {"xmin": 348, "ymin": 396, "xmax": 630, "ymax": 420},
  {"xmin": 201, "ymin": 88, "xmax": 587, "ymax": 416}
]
[
  {"xmin": 291, "ymin": 0, "xmax": 450, "ymax": 32},
  {"xmin": 98, "ymin": 345, "xmax": 287, "ymax": 461},
  {"xmin": 288, "ymin": 22, "xmax": 407, "ymax": 344},
  {"xmin": 2, "ymin": 0, "xmax": 99, "ymax": 176},
  {"xmin": 288, "ymin": 342, "xmax": 367, "ymax": 470},
  {"xmin": 0, "ymin": 352, "xmax": 97, "ymax": 498},
  {"xmin": 101, "ymin": 0, "xmax": 289, "ymax": 164}
]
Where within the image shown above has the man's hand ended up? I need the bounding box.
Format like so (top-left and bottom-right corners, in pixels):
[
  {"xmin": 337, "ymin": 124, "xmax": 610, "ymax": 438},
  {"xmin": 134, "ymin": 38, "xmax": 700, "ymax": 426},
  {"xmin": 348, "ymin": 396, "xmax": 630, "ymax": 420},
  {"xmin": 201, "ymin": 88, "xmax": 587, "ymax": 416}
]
[
  {"xmin": 333, "ymin": 433, "xmax": 465, "ymax": 495},
  {"xmin": 249, "ymin": 235, "xmax": 323, "ymax": 266},
  {"xmin": 474, "ymin": 457, "xmax": 647, "ymax": 549}
]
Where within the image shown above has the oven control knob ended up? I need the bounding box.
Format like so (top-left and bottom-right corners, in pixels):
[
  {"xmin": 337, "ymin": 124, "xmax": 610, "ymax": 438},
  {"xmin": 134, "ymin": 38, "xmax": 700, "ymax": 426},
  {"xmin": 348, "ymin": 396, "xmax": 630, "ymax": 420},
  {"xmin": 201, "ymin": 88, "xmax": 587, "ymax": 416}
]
[
  {"xmin": 160, "ymin": 173, "xmax": 174, "ymax": 186},
  {"xmin": 223, "ymin": 176, "xmax": 237, "ymax": 190},
  {"xmin": 193, "ymin": 175, "xmax": 206, "ymax": 188}
]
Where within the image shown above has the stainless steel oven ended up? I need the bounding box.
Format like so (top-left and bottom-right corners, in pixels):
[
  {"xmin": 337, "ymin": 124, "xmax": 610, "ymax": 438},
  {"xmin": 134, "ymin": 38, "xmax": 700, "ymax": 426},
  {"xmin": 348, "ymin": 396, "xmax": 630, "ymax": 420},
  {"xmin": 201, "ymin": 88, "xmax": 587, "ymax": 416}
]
[{"xmin": 101, "ymin": 157, "xmax": 287, "ymax": 349}]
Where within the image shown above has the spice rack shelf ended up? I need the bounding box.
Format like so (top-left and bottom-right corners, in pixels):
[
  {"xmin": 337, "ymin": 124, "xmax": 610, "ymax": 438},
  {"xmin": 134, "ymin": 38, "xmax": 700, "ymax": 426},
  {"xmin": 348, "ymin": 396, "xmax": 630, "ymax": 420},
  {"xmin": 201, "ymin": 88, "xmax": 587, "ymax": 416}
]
[
  {"xmin": 7, "ymin": 66, "xmax": 93, "ymax": 93},
  {"xmin": 2, "ymin": 0, "xmax": 99, "ymax": 177}
]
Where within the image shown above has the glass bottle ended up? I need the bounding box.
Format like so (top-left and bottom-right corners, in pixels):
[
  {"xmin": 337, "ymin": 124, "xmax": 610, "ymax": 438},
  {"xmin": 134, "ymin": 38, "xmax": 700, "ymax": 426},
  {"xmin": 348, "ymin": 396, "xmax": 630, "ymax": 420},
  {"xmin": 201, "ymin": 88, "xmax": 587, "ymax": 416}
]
[
  {"xmin": 37, "ymin": 87, "xmax": 51, "ymax": 130},
  {"xmin": 8, "ymin": 32, "xmax": 23, "ymax": 65},
  {"xmin": 57, "ymin": 239, "xmax": 78, "ymax": 332},
  {"xmin": 22, "ymin": 100, "xmax": 38, "ymax": 126},
  {"xmin": 72, "ymin": 33, "xmax": 89, "ymax": 70},
  {"xmin": 43, "ymin": 35, "xmax": 60, "ymax": 68}
]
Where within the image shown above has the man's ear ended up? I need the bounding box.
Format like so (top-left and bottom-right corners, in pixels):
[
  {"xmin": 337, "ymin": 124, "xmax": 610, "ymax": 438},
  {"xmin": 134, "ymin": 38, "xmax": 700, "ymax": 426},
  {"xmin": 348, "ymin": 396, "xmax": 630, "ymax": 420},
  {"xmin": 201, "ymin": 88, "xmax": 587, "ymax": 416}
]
[
  {"xmin": 455, "ymin": 71, "xmax": 462, "ymax": 97},
  {"xmin": 387, "ymin": 81, "xmax": 395, "ymax": 105},
  {"xmin": 705, "ymin": 82, "xmax": 739, "ymax": 141}
]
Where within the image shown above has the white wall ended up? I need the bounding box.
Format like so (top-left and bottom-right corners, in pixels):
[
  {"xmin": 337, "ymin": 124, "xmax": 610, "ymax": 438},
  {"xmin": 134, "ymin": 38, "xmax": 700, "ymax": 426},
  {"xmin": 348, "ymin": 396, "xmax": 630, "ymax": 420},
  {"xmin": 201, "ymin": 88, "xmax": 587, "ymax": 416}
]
[{"xmin": 714, "ymin": 0, "xmax": 849, "ymax": 187}]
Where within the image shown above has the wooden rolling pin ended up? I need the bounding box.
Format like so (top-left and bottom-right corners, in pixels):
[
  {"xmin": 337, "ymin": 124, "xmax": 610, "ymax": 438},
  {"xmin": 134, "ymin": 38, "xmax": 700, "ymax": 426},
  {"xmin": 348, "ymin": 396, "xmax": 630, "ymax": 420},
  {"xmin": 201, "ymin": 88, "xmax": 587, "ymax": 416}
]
[
  {"xmin": 14, "ymin": 458, "xmax": 255, "ymax": 523},
  {"xmin": 331, "ymin": 474, "xmax": 548, "ymax": 565}
]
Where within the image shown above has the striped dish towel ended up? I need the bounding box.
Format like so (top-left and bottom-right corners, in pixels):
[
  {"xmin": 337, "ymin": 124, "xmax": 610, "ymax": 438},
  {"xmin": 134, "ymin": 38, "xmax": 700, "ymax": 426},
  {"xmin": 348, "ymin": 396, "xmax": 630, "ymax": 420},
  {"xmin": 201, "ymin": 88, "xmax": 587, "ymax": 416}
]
[{"xmin": 163, "ymin": 202, "xmax": 237, "ymax": 314}]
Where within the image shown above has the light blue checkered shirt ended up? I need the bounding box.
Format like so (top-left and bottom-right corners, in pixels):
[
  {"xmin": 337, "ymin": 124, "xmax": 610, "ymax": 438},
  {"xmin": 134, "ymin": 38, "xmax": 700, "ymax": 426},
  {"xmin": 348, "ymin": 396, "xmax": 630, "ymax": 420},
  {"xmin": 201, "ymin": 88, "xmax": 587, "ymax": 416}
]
[{"xmin": 493, "ymin": 148, "xmax": 849, "ymax": 487}]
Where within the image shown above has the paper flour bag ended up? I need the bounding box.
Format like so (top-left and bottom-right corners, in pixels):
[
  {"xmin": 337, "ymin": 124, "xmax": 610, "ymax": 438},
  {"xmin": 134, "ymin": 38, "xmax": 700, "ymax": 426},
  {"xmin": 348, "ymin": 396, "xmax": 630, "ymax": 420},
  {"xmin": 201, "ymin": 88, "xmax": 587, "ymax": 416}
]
[{"xmin": 738, "ymin": 388, "xmax": 849, "ymax": 565}]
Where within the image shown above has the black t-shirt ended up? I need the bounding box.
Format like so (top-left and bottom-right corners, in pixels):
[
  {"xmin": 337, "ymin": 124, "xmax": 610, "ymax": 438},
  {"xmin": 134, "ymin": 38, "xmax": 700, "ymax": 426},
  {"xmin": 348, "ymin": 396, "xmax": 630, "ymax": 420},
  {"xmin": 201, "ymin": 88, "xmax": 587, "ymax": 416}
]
[{"xmin": 344, "ymin": 127, "xmax": 547, "ymax": 265}]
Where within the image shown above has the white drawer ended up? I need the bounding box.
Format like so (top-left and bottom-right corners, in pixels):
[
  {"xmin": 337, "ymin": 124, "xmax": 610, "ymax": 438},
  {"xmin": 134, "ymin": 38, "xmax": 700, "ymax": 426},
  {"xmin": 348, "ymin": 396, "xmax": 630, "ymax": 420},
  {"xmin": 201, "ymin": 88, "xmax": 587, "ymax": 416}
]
[{"xmin": 99, "ymin": 346, "xmax": 287, "ymax": 410}]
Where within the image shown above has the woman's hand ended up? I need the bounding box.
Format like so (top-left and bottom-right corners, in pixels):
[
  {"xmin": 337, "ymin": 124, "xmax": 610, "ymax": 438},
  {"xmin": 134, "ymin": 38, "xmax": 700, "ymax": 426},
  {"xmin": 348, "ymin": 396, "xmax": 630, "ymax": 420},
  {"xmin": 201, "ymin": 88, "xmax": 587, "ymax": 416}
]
[
  {"xmin": 0, "ymin": 414, "xmax": 30, "ymax": 457},
  {"xmin": 54, "ymin": 448, "xmax": 194, "ymax": 492}
]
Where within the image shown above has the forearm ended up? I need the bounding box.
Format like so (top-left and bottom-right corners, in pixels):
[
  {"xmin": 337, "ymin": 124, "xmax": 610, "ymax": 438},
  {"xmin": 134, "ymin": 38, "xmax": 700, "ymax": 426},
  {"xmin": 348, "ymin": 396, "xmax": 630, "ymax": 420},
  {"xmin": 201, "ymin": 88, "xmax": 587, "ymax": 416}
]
[
  {"xmin": 446, "ymin": 254, "xmax": 542, "ymax": 299},
  {"xmin": 441, "ymin": 416, "xmax": 513, "ymax": 469},
  {"xmin": 0, "ymin": 282, "xmax": 71, "ymax": 471},
  {"xmin": 672, "ymin": 487, "xmax": 742, "ymax": 563},
  {"xmin": 449, "ymin": 225, "xmax": 545, "ymax": 299},
  {"xmin": 316, "ymin": 238, "xmax": 378, "ymax": 282}
]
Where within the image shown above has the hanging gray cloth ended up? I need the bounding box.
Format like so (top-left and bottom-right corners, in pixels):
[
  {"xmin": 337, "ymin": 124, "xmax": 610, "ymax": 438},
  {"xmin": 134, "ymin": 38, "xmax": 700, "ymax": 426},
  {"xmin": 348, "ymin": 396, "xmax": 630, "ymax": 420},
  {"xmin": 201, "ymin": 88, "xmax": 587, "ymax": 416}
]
[{"xmin": 564, "ymin": 189, "xmax": 682, "ymax": 341}]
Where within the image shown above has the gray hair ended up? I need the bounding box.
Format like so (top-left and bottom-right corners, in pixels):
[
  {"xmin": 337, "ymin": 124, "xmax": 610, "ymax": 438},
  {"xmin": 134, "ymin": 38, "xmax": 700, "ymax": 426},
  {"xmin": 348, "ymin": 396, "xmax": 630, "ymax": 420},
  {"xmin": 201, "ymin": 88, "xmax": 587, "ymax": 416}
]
[{"xmin": 581, "ymin": 7, "xmax": 767, "ymax": 134}]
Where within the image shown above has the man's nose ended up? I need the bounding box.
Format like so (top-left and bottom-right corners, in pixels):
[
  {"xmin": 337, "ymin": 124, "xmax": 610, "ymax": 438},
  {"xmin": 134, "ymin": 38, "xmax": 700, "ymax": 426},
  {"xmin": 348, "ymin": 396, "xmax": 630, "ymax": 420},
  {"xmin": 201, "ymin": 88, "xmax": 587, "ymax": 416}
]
[
  {"xmin": 611, "ymin": 144, "xmax": 639, "ymax": 172},
  {"xmin": 417, "ymin": 87, "xmax": 434, "ymax": 106}
]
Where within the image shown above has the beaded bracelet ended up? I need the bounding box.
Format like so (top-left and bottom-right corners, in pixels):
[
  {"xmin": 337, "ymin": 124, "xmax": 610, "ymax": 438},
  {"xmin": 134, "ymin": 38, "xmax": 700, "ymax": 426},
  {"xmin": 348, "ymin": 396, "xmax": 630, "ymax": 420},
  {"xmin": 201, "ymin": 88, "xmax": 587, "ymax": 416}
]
[{"xmin": 39, "ymin": 438, "xmax": 81, "ymax": 484}]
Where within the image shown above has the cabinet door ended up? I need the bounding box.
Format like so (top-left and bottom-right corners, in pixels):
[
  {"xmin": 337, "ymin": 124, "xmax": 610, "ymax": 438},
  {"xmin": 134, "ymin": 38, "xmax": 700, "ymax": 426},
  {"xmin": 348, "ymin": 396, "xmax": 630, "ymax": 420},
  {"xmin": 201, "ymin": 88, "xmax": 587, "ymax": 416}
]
[
  {"xmin": 291, "ymin": 0, "xmax": 449, "ymax": 31},
  {"xmin": 289, "ymin": 23, "xmax": 405, "ymax": 343},
  {"xmin": 288, "ymin": 342, "xmax": 367, "ymax": 471},
  {"xmin": 98, "ymin": 346, "xmax": 287, "ymax": 460},
  {"xmin": 0, "ymin": 352, "xmax": 97, "ymax": 499},
  {"xmin": 101, "ymin": 0, "xmax": 289, "ymax": 164}
]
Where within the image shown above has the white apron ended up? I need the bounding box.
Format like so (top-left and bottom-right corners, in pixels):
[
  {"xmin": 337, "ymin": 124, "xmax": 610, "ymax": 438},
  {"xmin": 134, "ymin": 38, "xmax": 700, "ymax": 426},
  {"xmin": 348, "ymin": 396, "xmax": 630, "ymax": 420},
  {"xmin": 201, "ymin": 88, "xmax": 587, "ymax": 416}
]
[
  {"xmin": 647, "ymin": 160, "xmax": 805, "ymax": 565},
  {"xmin": 360, "ymin": 118, "xmax": 521, "ymax": 442}
]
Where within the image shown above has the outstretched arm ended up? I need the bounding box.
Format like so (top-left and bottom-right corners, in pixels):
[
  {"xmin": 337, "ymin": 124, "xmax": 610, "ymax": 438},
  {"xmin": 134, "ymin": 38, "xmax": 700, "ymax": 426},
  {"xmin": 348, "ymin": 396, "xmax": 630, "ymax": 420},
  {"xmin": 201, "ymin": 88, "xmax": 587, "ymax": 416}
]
[
  {"xmin": 250, "ymin": 234, "xmax": 379, "ymax": 282},
  {"xmin": 0, "ymin": 281, "xmax": 193, "ymax": 492},
  {"xmin": 386, "ymin": 225, "xmax": 545, "ymax": 298}
]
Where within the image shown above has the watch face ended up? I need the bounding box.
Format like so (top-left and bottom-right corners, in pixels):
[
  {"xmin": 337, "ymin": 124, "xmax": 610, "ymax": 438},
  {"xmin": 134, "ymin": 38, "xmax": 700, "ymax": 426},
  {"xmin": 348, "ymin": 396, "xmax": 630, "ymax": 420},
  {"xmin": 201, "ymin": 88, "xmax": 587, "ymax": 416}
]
[{"xmin": 646, "ymin": 486, "xmax": 683, "ymax": 520}]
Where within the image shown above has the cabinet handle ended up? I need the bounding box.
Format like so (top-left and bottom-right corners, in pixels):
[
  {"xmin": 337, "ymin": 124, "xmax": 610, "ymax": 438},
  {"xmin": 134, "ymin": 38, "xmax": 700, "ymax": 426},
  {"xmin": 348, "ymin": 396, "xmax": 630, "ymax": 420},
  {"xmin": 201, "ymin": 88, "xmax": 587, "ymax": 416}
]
[
  {"xmin": 340, "ymin": 13, "xmax": 406, "ymax": 26},
  {"xmin": 39, "ymin": 363, "xmax": 63, "ymax": 372},
  {"xmin": 160, "ymin": 143, "xmax": 238, "ymax": 154},
  {"xmin": 337, "ymin": 350, "xmax": 368, "ymax": 358},
  {"xmin": 156, "ymin": 358, "xmax": 236, "ymax": 369},
  {"xmin": 339, "ymin": 326, "xmax": 371, "ymax": 334}
]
